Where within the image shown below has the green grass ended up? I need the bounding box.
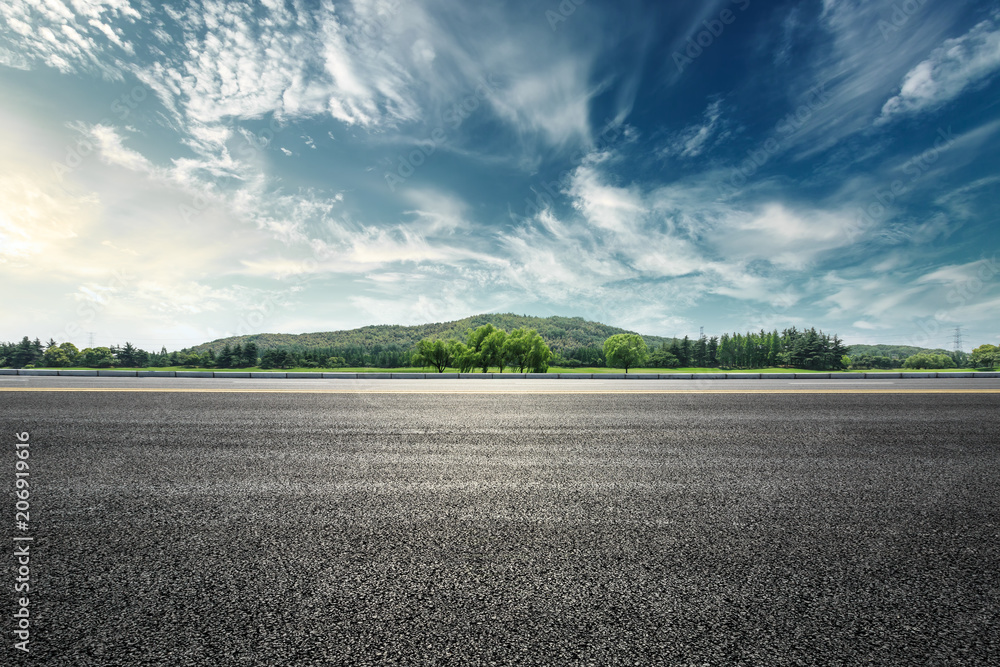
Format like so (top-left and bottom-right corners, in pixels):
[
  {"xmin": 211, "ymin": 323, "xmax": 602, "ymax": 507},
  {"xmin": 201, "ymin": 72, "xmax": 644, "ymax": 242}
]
[
  {"xmin": 549, "ymin": 366, "xmax": 829, "ymax": 373},
  {"xmin": 31, "ymin": 366, "xmax": 433, "ymax": 373}
]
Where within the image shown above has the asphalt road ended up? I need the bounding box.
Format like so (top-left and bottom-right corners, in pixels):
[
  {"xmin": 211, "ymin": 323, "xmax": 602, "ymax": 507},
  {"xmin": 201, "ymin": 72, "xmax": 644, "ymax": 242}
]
[
  {"xmin": 2, "ymin": 376, "xmax": 999, "ymax": 392},
  {"xmin": 3, "ymin": 390, "xmax": 999, "ymax": 665}
]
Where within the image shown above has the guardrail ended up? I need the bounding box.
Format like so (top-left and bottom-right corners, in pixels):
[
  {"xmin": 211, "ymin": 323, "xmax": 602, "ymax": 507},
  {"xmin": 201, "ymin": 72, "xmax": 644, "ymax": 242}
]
[{"xmin": 1, "ymin": 369, "xmax": 998, "ymax": 379}]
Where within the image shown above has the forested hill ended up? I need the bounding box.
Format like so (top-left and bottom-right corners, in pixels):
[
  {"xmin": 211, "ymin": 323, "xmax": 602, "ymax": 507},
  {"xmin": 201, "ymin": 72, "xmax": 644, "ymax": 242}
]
[
  {"xmin": 846, "ymin": 344, "xmax": 954, "ymax": 358},
  {"xmin": 189, "ymin": 314, "xmax": 671, "ymax": 355}
]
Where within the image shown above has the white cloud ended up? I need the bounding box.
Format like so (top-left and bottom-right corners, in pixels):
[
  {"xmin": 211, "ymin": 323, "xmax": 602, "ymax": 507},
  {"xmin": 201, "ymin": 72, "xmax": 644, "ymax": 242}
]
[
  {"xmin": 1, "ymin": 0, "xmax": 618, "ymax": 164},
  {"xmin": 778, "ymin": 0, "xmax": 977, "ymax": 158},
  {"xmin": 0, "ymin": 0, "xmax": 137, "ymax": 79},
  {"xmin": 402, "ymin": 189, "xmax": 470, "ymax": 235},
  {"xmin": 916, "ymin": 257, "xmax": 1000, "ymax": 286},
  {"xmin": 659, "ymin": 99, "xmax": 725, "ymax": 159},
  {"xmin": 879, "ymin": 16, "xmax": 1000, "ymax": 122},
  {"xmin": 489, "ymin": 59, "xmax": 595, "ymax": 148},
  {"xmin": 717, "ymin": 204, "xmax": 864, "ymax": 270},
  {"xmin": 2, "ymin": 0, "xmax": 997, "ymax": 348},
  {"xmin": 78, "ymin": 123, "xmax": 154, "ymax": 172}
]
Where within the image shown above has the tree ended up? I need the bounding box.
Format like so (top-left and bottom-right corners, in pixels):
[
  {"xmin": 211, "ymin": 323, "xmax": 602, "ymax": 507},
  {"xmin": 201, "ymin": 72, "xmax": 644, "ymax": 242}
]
[
  {"xmin": 450, "ymin": 341, "xmax": 478, "ymax": 373},
  {"xmin": 717, "ymin": 334, "xmax": 733, "ymax": 368},
  {"xmin": 902, "ymin": 353, "xmax": 952, "ymax": 369},
  {"xmin": 413, "ymin": 338, "xmax": 453, "ymax": 373},
  {"xmin": 117, "ymin": 342, "xmax": 139, "ymax": 367},
  {"xmin": 502, "ymin": 328, "xmax": 551, "ymax": 372},
  {"xmin": 42, "ymin": 346, "xmax": 73, "ymax": 367},
  {"xmin": 970, "ymin": 344, "xmax": 998, "ymax": 369},
  {"xmin": 242, "ymin": 341, "xmax": 259, "ymax": 367},
  {"xmin": 217, "ymin": 344, "xmax": 233, "ymax": 368},
  {"xmin": 829, "ymin": 334, "xmax": 848, "ymax": 370},
  {"xmin": 649, "ymin": 348, "xmax": 680, "ymax": 368},
  {"xmin": 11, "ymin": 337, "xmax": 39, "ymax": 368},
  {"xmin": 668, "ymin": 339, "xmax": 683, "ymax": 366},
  {"xmin": 707, "ymin": 336, "xmax": 718, "ymax": 367},
  {"xmin": 481, "ymin": 329, "xmax": 508, "ymax": 372},
  {"xmin": 768, "ymin": 331, "xmax": 781, "ymax": 367},
  {"xmin": 260, "ymin": 350, "xmax": 279, "ymax": 368},
  {"xmin": 463, "ymin": 324, "xmax": 508, "ymax": 372},
  {"xmin": 523, "ymin": 333, "xmax": 552, "ymax": 373},
  {"xmin": 693, "ymin": 335, "xmax": 708, "ymax": 367},
  {"xmin": 603, "ymin": 334, "xmax": 648, "ymax": 373},
  {"xmin": 59, "ymin": 342, "xmax": 80, "ymax": 365},
  {"xmin": 680, "ymin": 335, "xmax": 692, "ymax": 367},
  {"xmin": 80, "ymin": 347, "xmax": 115, "ymax": 368},
  {"xmin": 260, "ymin": 349, "xmax": 295, "ymax": 369}
]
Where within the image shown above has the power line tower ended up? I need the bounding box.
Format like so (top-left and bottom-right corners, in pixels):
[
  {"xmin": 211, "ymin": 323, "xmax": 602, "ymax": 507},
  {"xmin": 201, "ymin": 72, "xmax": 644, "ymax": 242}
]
[
  {"xmin": 953, "ymin": 325, "xmax": 963, "ymax": 352},
  {"xmin": 87, "ymin": 331, "xmax": 95, "ymax": 348},
  {"xmin": 699, "ymin": 326, "xmax": 704, "ymax": 339}
]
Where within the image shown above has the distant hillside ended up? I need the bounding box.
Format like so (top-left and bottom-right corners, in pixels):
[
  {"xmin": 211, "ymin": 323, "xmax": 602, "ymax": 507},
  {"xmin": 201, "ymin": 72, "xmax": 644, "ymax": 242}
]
[
  {"xmin": 846, "ymin": 344, "xmax": 954, "ymax": 358},
  {"xmin": 189, "ymin": 313, "xmax": 671, "ymax": 355}
]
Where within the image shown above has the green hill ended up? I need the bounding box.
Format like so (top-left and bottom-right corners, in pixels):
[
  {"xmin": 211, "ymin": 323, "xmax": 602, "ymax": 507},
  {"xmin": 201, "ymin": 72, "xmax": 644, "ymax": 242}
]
[
  {"xmin": 189, "ymin": 313, "xmax": 671, "ymax": 355},
  {"xmin": 846, "ymin": 344, "xmax": 954, "ymax": 359}
]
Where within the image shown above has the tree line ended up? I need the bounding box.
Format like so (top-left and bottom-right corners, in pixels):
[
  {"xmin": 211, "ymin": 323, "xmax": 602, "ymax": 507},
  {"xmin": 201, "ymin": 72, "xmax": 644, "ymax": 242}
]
[
  {"xmin": 600, "ymin": 327, "xmax": 850, "ymax": 371},
  {"xmin": 412, "ymin": 324, "xmax": 552, "ymax": 373},
  {"xmin": 2, "ymin": 330, "xmax": 995, "ymax": 371}
]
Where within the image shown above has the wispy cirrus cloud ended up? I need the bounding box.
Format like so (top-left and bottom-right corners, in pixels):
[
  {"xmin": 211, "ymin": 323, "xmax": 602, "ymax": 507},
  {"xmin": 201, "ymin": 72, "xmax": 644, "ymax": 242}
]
[
  {"xmin": 2, "ymin": 0, "xmax": 613, "ymax": 159},
  {"xmin": 1, "ymin": 0, "xmax": 998, "ymax": 349},
  {"xmin": 659, "ymin": 99, "xmax": 727, "ymax": 159},
  {"xmin": 878, "ymin": 13, "xmax": 1000, "ymax": 123},
  {"xmin": 777, "ymin": 0, "xmax": 978, "ymax": 158}
]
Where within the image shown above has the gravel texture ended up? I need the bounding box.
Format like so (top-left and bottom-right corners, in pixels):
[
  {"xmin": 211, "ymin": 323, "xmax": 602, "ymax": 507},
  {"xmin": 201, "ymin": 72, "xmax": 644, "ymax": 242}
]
[{"xmin": 3, "ymin": 391, "xmax": 999, "ymax": 665}]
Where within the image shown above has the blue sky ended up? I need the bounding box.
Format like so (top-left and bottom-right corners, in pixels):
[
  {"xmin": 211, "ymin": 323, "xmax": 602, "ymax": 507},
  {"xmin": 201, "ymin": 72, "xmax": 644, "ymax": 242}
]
[{"xmin": 1, "ymin": 0, "xmax": 998, "ymax": 351}]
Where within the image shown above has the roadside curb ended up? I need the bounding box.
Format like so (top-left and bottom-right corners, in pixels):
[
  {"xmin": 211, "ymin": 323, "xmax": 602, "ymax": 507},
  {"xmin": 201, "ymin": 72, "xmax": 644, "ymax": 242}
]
[{"xmin": 5, "ymin": 370, "xmax": 998, "ymax": 379}]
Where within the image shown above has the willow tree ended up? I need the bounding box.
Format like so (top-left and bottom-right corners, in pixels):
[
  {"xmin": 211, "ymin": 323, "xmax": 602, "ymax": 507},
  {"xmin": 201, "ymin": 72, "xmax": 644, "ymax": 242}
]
[
  {"xmin": 413, "ymin": 339, "xmax": 453, "ymax": 372},
  {"xmin": 503, "ymin": 328, "xmax": 551, "ymax": 372}
]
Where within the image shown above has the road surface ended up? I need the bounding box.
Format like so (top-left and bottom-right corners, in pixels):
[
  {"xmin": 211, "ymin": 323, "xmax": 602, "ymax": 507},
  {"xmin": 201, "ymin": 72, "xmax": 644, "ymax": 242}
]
[{"xmin": 2, "ymin": 383, "xmax": 998, "ymax": 665}]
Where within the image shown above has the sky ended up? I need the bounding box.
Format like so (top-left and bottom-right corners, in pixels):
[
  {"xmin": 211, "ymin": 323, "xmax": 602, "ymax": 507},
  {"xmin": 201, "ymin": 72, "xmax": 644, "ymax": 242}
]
[{"xmin": 1, "ymin": 0, "xmax": 998, "ymax": 352}]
